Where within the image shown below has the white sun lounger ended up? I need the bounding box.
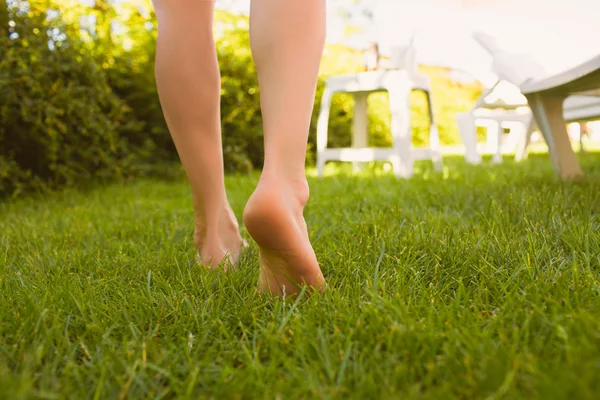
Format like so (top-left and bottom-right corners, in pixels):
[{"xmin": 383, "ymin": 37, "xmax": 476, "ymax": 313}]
[
  {"xmin": 458, "ymin": 32, "xmax": 600, "ymax": 170},
  {"xmin": 521, "ymin": 55, "xmax": 600, "ymax": 178}
]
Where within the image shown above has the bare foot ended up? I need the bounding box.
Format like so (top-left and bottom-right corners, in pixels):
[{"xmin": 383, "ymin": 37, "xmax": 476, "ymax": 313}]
[
  {"xmin": 243, "ymin": 178, "xmax": 324, "ymax": 296},
  {"xmin": 195, "ymin": 206, "xmax": 245, "ymax": 270}
]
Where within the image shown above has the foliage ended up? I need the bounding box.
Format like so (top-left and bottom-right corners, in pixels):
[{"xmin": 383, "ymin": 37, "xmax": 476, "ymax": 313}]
[
  {"xmin": 101, "ymin": 1, "xmax": 174, "ymax": 160},
  {"xmin": 0, "ymin": 0, "xmax": 8, "ymax": 37},
  {"xmin": 214, "ymin": 12, "xmax": 262, "ymax": 172},
  {"xmin": 0, "ymin": 1, "xmax": 147, "ymax": 197}
]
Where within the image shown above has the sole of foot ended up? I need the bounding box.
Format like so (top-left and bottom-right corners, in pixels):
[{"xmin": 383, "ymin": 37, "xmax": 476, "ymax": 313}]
[
  {"xmin": 243, "ymin": 178, "xmax": 324, "ymax": 297},
  {"xmin": 195, "ymin": 206, "xmax": 246, "ymax": 271}
]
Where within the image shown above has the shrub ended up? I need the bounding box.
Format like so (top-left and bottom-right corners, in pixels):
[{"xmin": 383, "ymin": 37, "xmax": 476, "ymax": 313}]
[
  {"xmin": 0, "ymin": 3, "xmax": 147, "ymax": 197},
  {"xmin": 215, "ymin": 14, "xmax": 262, "ymax": 173},
  {"xmin": 104, "ymin": 10, "xmax": 261, "ymax": 173}
]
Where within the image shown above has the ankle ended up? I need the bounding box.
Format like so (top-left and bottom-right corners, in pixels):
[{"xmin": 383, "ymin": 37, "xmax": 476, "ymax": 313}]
[
  {"xmin": 257, "ymin": 173, "xmax": 310, "ymax": 207},
  {"xmin": 194, "ymin": 205, "xmax": 240, "ymax": 249}
]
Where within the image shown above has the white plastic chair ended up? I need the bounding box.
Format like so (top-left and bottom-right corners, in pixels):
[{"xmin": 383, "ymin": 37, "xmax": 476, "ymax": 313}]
[
  {"xmin": 522, "ymin": 55, "xmax": 600, "ymax": 178},
  {"xmin": 316, "ymin": 45, "xmax": 443, "ymax": 178},
  {"xmin": 457, "ymin": 32, "xmax": 543, "ymax": 164},
  {"xmin": 456, "ymin": 81, "xmax": 533, "ymax": 164},
  {"xmin": 459, "ymin": 32, "xmax": 600, "ymax": 164}
]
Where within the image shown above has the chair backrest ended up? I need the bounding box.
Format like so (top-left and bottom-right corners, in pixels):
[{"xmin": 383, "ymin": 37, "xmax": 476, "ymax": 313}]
[
  {"xmin": 480, "ymin": 80, "xmax": 528, "ymax": 108},
  {"xmin": 473, "ymin": 31, "xmax": 546, "ymax": 87},
  {"xmin": 473, "ymin": 31, "xmax": 502, "ymax": 56},
  {"xmin": 388, "ymin": 45, "xmax": 418, "ymax": 76}
]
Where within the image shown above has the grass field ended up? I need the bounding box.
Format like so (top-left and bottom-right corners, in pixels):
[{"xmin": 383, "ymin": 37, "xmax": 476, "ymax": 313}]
[{"xmin": 1, "ymin": 154, "xmax": 599, "ymax": 399}]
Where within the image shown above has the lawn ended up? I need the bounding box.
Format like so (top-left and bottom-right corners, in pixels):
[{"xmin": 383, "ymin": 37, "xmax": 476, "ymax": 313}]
[{"xmin": 1, "ymin": 154, "xmax": 599, "ymax": 399}]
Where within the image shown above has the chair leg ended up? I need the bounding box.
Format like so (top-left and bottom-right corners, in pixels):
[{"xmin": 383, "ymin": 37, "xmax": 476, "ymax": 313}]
[
  {"xmin": 388, "ymin": 82, "xmax": 413, "ymax": 178},
  {"xmin": 429, "ymin": 125, "xmax": 444, "ymax": 171},
  {"xmin": 489, "ymin": 121, "xmax": 503, "ymax": 163},
  {"xmin": 525, "ymin": 93, "xmax": 583, "ymax": 178},
  {"xmin": 514, "ymin": 117, "xmax": 534, "ymax": 162},
  {"xmin": 503, "ymin": 120, "xmax": 524, "ymax": 153},
  {"xmin": 424, "ymin": 90, "xmax": 443, "ymax": 170},
  {"xmin": 316, "ymin": 88, "xmax": 333, "ymax": 177},
  {"xmin": 316, "ymin": 157, "xmax": 326, "ymax": 177},
  {"xmin": 352, "ymin": 92, "xmax": 368, "ymax": 173},
  {"xmin": 456, "ymin": 112, "xmax": 481, "ymax": 164}
]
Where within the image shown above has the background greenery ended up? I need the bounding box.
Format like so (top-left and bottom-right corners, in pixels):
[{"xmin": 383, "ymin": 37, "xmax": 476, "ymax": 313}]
[{"xmin": 0, "ymin": 0, "xmax": 482, "ymax": 197}]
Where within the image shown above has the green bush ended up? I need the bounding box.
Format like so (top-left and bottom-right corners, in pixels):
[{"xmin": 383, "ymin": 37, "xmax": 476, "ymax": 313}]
[
  {"xmin": 100, "ymin": 4, "xmax": 174, "ymax": 162},
  {"xmin": 104, "ymin": 10, "xmax": 261, "ymax": 173},
  {"xmin": 0, "ymin": 3, "xmax": 147, "ymax": 197},
  {"xmin": 216, "ymin": 15, "xmax": 262, "ymax": 173}
]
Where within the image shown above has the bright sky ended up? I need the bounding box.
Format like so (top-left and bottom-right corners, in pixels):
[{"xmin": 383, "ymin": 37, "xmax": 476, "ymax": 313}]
[
  {"xmin": 216, "ymin": 0, "xmax": 600, "ymax": 85},
  {"xmin": 372, "ymin": 0, "xmax": 600, "ymax": 82}
]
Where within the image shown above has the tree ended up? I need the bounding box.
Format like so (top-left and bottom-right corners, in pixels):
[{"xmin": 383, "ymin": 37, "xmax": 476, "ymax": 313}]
[
  {"xmin": 93, "ymin": 0, "xmax": 115, "ymax": 46},
  {"xmin": 0, "ymin": 0, "xmax": 9, "ymax": 37}
]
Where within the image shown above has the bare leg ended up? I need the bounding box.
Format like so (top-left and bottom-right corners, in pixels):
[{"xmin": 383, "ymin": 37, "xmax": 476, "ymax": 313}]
[
  {"xmin": 154, "ymin": 0, "xmax": 244, "ymax": 269},
  {"xmin": 243, "ymin": 0, "xmax": 326, "ymax": 296}
]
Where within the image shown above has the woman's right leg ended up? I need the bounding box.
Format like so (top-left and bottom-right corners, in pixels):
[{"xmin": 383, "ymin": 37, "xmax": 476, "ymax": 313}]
[
  {"xmin": 153, "ymin": 0, "xmax": 243, "ymax": 268},
  {"xmin": 243, "ymin": 0, "xmax": 326, "ymax": 296}
]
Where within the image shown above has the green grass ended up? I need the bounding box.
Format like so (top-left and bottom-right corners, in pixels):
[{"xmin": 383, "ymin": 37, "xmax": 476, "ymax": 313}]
[{"xmin": 1, "ymin": 154, "xmax": 599, "ymax": 399}]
